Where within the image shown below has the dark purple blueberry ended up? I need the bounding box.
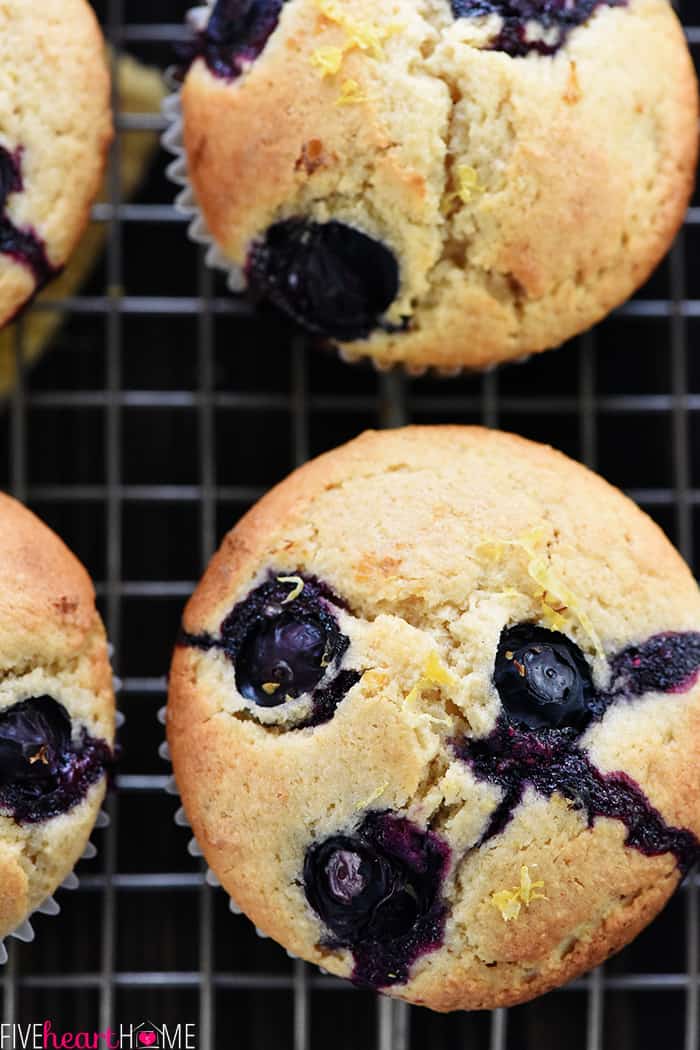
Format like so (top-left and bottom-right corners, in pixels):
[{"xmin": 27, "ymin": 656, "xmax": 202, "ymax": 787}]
[
  {"xmin": 236, "ymin": 610, "xmax": 328, "ymax": 705},
  {"xmin": 0, "ymin": 145, "xmax": 56, "ymax": 290},
  {"xmin": 185, "ymin": 0, "xmax": 286, "ymax": 80},
  {"xmin": 304, "ymin": 835, "xmax": 395, "ymax": 943},
  {"xmin": 0, "ymin": 696, "xmax": 71, "ymax": 790},
  {"xmin": 304, "ymin": 813, "xmax": 450, "ymax": 988},
  {"xmin": 245, "ymin": 220, "xmax": 401, "ymax": 342},
  {"xmin": 450, "ymin": 0, "xmax": 626, "ymax": 58},
  {"xmin": 494, "ymin": 624, "xmax": 595, "ymax": 730},
  {"xmin": 181, "ymin": 573, "xmax": 360, "ymax": 725},
  {"xmin": 0, "ymin": 696, "xmax": 112, "ymax": 825}
]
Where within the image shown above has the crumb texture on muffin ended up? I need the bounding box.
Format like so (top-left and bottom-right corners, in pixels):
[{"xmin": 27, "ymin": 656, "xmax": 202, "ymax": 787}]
[
  {"xmin": 0, "ymin": 0, "xmax": 113, "ymax": 327},
  {"xmin": 180, "ymin": 0, "xmax": 697, "ymax": 370},
  {"xmin": 0, "ymin": 493, "xmax": 115, "ymax": 939},
  {"xmin": 168, "ymin": 426, "xmax": 700, "ymax": 1010}
]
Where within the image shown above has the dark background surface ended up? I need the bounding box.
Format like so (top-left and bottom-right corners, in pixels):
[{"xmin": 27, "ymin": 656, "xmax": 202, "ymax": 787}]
[{"xmin": 0, "ymin": 2, "xmax": 698, "ymax": 1048}]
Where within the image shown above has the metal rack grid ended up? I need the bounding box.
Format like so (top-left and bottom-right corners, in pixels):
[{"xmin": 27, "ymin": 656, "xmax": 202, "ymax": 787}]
[{"xmin": 0, "ymin": 1, "xmax": 698, "ymax": 1047}]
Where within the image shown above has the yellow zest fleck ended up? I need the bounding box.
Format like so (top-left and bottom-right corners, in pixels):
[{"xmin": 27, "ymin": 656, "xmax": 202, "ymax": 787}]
[
  {"xmin": 316, "ymin": 0, "xmax": 345, "ymax": 23},
  {"xmin": 356, "ymin": 781, "xmax": 389, "ymax": 810},
  {"xmin": 342, "ymin": 20, "xmax": 389, "ymax": 59},
  {"xmin": 29, "ymin": 745, "xmax": 50, "ymax": 766},
  {"xmin": 453, "ymin": 164, "xmax": 483, "ymax": 204},
  {"xmin": 491, "ymin": 890, "xmax": 522, "ymax": 922},
  {"xmin": 335, "ymin": 78, "xmax": 369, "ymax": 106},
  {"xmin": 477, "ymin": 530, "xmax": 604, "ymax": 660},
  {"xmin": 310, "ymin": 45, "xmax": 345, "ymax": 77},
  {"xmin": 491, "ymin": 865, "xmax": 546, "ymax": 923},
  {"xmin": 262, "ymin": 682, "xmax": 281, "ymax": 696},
  {"xmin": 405, "ymin": 652, "xmax": 458, "ymax": 718},
  {"xmin": 423, "ymin": 651, "xmax": 458, "ymax": 689},
  {"xmin": 278, "ymin": 575, "xmax": 305, "ymax": 604},
  {"xmin": 312, "ymin": 0, "xmax": 402, "ymax": 74}
]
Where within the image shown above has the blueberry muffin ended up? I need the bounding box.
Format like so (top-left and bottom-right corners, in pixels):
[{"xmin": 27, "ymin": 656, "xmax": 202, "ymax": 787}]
[
  {"xmin": 0, "ymin": 0, "xmax": 113, "ymax": 329},
  {"xmin": 177, "ymin": 0, "xmax": 697, "ymax": 372},
  {"xmin": 0, "ymin": 494, "xmax": 114, "ymax": 941},
  {"xmin": 168, "ymin": 426, "xmax": 700, "ymax": 1010}
]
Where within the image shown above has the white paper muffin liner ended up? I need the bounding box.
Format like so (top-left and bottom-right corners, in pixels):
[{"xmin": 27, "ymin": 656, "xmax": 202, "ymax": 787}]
[
  {"xmin": 161, "ymin": 8, "xmax": 530, "ymax": 380},
  {"xmin": 0, "ymin": 671, "xmax": 123, "ymax": 965},
  {"xmin": 158, "ymin": 702, "xmax": 263, "ymax": 930}
]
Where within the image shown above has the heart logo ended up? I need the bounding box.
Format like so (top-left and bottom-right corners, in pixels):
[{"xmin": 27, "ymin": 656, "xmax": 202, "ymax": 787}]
[{"xmin": 138, "ymin": 1035, "xmax": 157, "ymax": 1048}]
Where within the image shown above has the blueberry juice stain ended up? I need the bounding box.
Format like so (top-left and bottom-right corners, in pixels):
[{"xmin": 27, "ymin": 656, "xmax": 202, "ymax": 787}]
[
  {"xmin": 180, "ymin": 573, "xmax": 361, "ymax": 728},
  {"xmin": 460, "ymin": 627, "xmax": 700, "ymax": 874},
  {"xmin": 304, "ymin": 812, "xmax": 451, "ymax": 988},
  {"xmin": 0, "ymin": 146, "xmax": 56, "ymax": 289},
  {"xmin": 450, "ymin": 0, "xmax": 627, "ymax": 58},
  {"xmin": 0, "ymin": 696, "xmax": 112, "ymax": 825}
]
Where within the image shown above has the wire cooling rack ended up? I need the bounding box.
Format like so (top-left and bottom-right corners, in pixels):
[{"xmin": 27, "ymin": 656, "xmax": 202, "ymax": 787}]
[{"xmin": 0, "ymin": 1, "xmax": 698, "ymax": 1047}]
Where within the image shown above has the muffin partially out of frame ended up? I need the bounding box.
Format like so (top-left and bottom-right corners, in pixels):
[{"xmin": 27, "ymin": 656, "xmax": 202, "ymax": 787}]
[
  {"xmin": 0, "ymin": 0, "xmax": 113, "ymax": 329},
  {"xmin": 177, "ymin": 0, "xmax": 697, "ymax": 372},
  {"xmin": 168, "ymin": 427, "xmax": 700, "ymax": 1011},
  {"xmin": 0, "ymin": 494, "xmax": 115, "ymax": 941}
]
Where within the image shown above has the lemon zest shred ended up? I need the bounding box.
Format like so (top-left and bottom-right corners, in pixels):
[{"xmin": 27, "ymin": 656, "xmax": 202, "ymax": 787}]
[
  {"xmin": 423, "ymin": 651, "xmax": 458, "ymax": 689},
  {"xmin": 453, "ymin": 164, "xmax": 484, "ymax": 204},
  {"xmin": 477, "ymin": 530, "xmax": 605, "ymax": 660},
  {"xmin": 278, "ymin": 575, "xmax": 305, "ymax": 603},
  {"xmin": 491, "ymin": 865, "xmax": 546, "ymax": 923},
  {"xmin": 335, "ymin": 78, "xmax": 369, "ymax": 106},
  {"xmin": 404, "ymin": 652, "xmax": 458, "ymax": 723},
  {"xmin": 312, "ymin": 0, "xmax": 403, "ymax": 75},
  {"xmin": 491, "ymin": 890, "xmax": 522, "ymax": 922},
  {"xmin": 262, "ymin": 682, "xmax": 281, "ymax": 696},
  {"xmin": 310, "ymin": 45, "xmax": 346, "ymax": 77}
]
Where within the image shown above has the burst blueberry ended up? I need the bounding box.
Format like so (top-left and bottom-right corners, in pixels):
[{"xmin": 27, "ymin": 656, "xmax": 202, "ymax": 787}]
[
  {"xmin": 304, "ymin": 813, "xmax": 450, "ymax": 988},
  {"xmin": 246, "ymin": 220, "xmax": 401, "ymax": 342},
  {"xmin": 0, "ymin": 696, "xmax": 71, "ymax": 790},
  {"xmin": 182, "ymin": 573, "xmax": 359, "ymax": 725},
  {"xmin": 189, "ymin": 0, "xmax": 286, "ymax": 80},
  {"xmin": 450, "ymin": 0, "xmax": 626, "ymax": 58},
  {"xmin": 0, "ymin": 696, "xmax": 112, "ymax": 825},
  {"xmin": 236, "ymin": 610, "xmax": 328, "ymax": 705},
  {"xmin": 460, "ymin": 627, "xmax": 700, "ymax": 873},
  {"xmin": 494, "ymin": 624, "xmax": 595, "ymax": 730}
]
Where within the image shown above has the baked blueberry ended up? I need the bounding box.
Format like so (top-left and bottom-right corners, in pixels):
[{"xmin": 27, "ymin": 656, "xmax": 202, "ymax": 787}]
[
  {"xmin": 0, "ymin": 696, "xmax": 71, "ymax": 790},
  {"xmin": 304, "ymin": 813, "xmax": 450, "ymax": 987},
  {"xmin": 450, "ymin": 0, "xmax": 626, "ymax": 58},
  {"xmin": 0, "ymin": 696, "xmax": 112, "ymax": 825},
  {"xmin": 190, "ymin": 0, "xmax": 286, "ymax": 80},
  {"xmin": 494, "ymin": 624, "xmax": 595, "ymax": 730},
  {"xmin": 236, "ymin": 611, "xmax": 328, "ymax": 705},
  {"xmin": 181, "ymin": 573, "xmax": 360, "ymax": 725},
  {"xmin": 245, "ymin": 220, "xmax": 401, "ymax": 342},
  {"xmin": 304, "ymin": 835, "xmax": 395, "ymax": 943}
]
